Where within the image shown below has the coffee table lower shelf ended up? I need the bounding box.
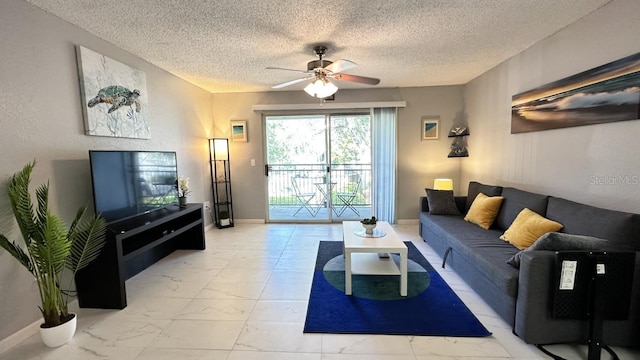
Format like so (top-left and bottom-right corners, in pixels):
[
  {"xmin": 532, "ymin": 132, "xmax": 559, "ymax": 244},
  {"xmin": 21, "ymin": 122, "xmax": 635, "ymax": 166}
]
[
  {"xmin": 342, "ymin": 221, "xmax": 407, "ymax": 297},
  {"xmin": 349, "ymin": 253, "xmax": 401, "ymax": 275}
]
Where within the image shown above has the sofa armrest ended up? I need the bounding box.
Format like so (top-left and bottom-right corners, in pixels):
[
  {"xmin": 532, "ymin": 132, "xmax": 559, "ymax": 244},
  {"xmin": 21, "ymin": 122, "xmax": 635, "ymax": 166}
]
[
  {"xmin": 515, "ymin": 250, "xmax": 640, "ymax": 346},
  {"xmin": 516, "ymin": 251, "xmax": 598, "ymax": 344},
  {"xmin": 420, "ymin": 196, "xmax": 429, "ymax": 212}
]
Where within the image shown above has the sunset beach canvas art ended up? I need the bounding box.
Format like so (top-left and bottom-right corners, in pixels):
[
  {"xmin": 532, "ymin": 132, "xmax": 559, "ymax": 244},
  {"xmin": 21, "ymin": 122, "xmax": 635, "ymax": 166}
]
[{"xmin": 511, "ymin": 52, "xmax": 640, "ymax": 134}]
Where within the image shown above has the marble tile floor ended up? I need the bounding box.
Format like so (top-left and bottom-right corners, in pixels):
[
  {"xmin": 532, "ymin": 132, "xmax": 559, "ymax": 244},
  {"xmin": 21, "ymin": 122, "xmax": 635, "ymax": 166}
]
[{"xmin": 2, "ymin": 224, "xmax": 639, "ymax": 359}]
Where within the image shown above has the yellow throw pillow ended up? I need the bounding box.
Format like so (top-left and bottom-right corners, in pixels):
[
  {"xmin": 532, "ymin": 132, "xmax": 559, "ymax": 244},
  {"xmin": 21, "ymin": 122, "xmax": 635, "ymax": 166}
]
[
  {"xmin": 464, "ymin": 193, "xmax": 504, "ymax": 230},
  {"xmin": 500, "ymin": 208, "xmax": 563, "ymax": 250}
]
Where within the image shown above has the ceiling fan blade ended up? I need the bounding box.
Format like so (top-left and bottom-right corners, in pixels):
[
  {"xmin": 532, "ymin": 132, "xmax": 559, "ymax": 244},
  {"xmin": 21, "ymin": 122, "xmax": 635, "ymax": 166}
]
[
  {"xmin": 266, "ymin": 66, "xmax": 308, "ymax": 73},
  {"xmin": 271, "ymin": 77, "xmax": 312, "ymax": 89},
  {"xmin": 324, "ymin": 59, "xmax": 357, "ymax": 74},
  {"xmin": 334, "ymin": 73, "xmax": 380, "ymax": 85}
]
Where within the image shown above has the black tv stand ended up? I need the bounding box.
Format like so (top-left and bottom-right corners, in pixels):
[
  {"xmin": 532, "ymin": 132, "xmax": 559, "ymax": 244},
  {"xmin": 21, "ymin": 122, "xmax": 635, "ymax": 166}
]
[{"xmin": 75, "ymin": 204, "xmax": 205, "ymax": 309}]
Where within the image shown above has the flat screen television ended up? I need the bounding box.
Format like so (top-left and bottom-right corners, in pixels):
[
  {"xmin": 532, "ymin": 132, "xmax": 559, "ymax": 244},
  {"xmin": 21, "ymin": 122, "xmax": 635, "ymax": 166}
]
[{"xmin": 89, "ymin": 150, "xmax": 179, "ymax": 223}]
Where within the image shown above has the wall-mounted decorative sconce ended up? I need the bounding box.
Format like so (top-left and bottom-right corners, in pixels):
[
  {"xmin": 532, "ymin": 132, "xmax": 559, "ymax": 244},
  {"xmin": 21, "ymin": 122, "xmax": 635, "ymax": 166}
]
[{"xmin": 448, "ymin": 126, "xmax": 469, "ymax": 158}]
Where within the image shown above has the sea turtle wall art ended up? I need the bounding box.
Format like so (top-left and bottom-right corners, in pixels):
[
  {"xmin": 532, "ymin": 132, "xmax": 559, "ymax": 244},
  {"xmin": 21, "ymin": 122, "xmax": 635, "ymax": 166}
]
[{"xmin": 77, "ymin": 46, "xmax": 150, "ymax": 139}]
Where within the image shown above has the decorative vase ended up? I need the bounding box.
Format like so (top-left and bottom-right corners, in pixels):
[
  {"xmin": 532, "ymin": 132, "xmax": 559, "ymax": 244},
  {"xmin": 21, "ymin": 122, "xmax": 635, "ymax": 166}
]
[
  {"xmin": 363, "ymin": 224, "xmax": 376, "ymax": 234},
  {"xmin": 178, "ymin": 197, "xmax": 187, "ymax": 207},
  {"xmin": 40, "ymin": 313, "xmax": 77, "ymax": 347}
]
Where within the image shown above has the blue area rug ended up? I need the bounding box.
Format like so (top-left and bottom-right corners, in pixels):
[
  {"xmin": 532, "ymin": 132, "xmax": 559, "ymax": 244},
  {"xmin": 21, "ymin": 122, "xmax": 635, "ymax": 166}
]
[{"xmin": 303, "ymin": 241, "xmax": 492, "ymax": 336}]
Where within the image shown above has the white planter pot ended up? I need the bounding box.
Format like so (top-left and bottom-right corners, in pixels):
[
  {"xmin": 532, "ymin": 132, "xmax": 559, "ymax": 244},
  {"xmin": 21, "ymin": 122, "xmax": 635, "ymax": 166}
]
[
  {"xmin": 39, "ymin": 313, "xmax": 77, "ymax": 347},
  {"xmin": 220, "ymin": 218, "xmax": 230, "ymax": 226}
]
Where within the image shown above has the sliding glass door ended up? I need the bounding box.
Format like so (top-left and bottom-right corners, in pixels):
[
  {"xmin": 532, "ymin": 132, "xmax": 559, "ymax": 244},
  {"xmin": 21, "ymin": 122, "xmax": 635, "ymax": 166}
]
[
  {"xmin": 265, "ymin": 113, "xmax": 372, "ymax": 222},
  {"xmin": 328, "ymin": 114, "xmax": 371, "ymax": 221},
  {"xmin": 265, "ymin": 115, "xmax": 329, "ymax": 221}
]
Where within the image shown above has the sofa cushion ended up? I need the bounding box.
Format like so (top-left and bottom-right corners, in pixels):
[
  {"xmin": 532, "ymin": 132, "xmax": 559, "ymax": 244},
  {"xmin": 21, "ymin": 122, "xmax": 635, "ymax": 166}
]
[
  {"xmin": 546, "ymin": 197, "xmax": 640, "ymax": 251},
  {"xmin": 507, "ymin": 232, "xmax": 609, "ymax": 268},
  {"xmin": 494, "ymin": 187, "xmax": 549, "ymax": 231},
  {"xmin": 465, "ymin": 181, "xmax": 503, "ymax": 212},
  {"xmin": 420, "ymin": 213, "xmax": 520, "ymax": 299},
  {"xmin": 456, "ymin": 239, "xmax": 521, "ymax": 299},
  {"xmin": 464, "ymin": 193, "xmax": 504, "ymax": 229},
  {"xmin": 500, "ymin": 208, "xmax": 563, "ymax": 250},
  {"xmin": 425, "ymin": 189, "xmax": 461, "ymax": 215}
]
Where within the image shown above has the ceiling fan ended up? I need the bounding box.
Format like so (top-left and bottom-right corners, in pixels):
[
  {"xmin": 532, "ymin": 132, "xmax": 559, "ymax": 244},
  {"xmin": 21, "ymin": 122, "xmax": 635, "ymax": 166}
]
[{"xmin": 267, "ymin": 46, "xmax": 380, "ymax": 98}]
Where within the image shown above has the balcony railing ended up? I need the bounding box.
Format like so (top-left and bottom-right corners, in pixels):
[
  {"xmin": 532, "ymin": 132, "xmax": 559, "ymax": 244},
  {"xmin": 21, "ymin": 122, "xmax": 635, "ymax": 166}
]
[{"xmin": 268, "ymin": 163, "xmax": 371, "ymax": 209}]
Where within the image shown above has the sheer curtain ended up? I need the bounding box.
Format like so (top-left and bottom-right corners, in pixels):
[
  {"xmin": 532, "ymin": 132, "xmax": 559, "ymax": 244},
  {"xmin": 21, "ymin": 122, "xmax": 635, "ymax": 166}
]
[{"xmin": 371, "ymin": 107, "xmax": 397, "ymax": 223}]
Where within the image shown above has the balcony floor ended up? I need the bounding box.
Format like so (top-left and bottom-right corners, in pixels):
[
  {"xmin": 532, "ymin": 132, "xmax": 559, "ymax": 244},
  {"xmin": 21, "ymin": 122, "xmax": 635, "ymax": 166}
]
[{"xmin": 268, "ymin": 205, "xmax": 371, "ymax": 222}]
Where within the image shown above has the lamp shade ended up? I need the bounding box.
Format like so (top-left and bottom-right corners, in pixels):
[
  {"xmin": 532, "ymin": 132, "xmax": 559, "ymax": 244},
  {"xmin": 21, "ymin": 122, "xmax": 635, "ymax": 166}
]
[
  {"xmin": 433, "ymin": 178, "xmax": 453, "ymax": 191},
  {"xmin": 304, "ymin": 78, "xmax": 338, "ymax": 98},
  {"xmin": 210, "ymin": 138, "xmax": 229, "ymax": 161}
]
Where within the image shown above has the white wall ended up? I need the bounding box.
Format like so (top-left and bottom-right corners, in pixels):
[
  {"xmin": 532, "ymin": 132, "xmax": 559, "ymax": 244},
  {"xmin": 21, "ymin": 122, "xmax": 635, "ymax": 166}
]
[
  {"xmin": 211, "ymin": 86, "xmax": 465, "ymax": 222},
  {"xmin": 0, "ymin": 0, "xmax": 213, "ymax": 341},
  {"xmin": 462, "ymin": 0, "xmax": 640, "ymax": 213}
]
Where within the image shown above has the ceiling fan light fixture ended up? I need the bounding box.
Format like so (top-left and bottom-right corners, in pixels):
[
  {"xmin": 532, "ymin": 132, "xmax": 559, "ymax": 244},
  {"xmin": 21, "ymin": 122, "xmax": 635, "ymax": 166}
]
[{"xmin": 304, "ymin": 78, "xmax": 338, "ymax": 98}]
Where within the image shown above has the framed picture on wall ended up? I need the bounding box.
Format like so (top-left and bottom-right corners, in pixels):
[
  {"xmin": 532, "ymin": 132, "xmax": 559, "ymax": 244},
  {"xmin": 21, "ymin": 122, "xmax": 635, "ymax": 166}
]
[
  {"xmin": 422, "ymin": 117, "xmax": 439, "ymax": 140},
  {"xmin": 77, "ymin": 46, "xmax": 150, "ymax": 139},
  {"xmin": 511, "ymin": 51, "xmax": 640, "ymax": 134},
  {"xmin": 231, "ymin": 120, "xmax": 248, "ymax": 142}
]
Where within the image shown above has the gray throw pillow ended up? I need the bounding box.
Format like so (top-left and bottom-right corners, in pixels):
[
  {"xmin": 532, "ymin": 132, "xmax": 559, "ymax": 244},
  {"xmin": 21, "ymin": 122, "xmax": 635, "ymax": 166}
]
[
  {"xmin": 425, "ymin": 189, "xmax": 461, "ymax": 215},
  {"xmin": 507, "ymin": 232, "xmax": 608, "ymax": 268}
]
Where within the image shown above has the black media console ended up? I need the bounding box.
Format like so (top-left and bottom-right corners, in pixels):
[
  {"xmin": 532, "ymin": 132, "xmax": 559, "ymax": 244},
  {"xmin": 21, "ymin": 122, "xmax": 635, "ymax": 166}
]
[{"xmin": 75, "ymin": 203, "xmax": 205, "ymax": 309}]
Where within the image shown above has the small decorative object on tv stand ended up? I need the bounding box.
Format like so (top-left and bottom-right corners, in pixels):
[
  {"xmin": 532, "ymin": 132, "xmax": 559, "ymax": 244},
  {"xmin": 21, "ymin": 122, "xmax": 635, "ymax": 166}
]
[
  {"xmin": 177, "ymin": 177, "xmax": 190, "ymax": 207},
  {"xmin": 209, "ymin": 138, "xmax": 234, "ymax": 228}
]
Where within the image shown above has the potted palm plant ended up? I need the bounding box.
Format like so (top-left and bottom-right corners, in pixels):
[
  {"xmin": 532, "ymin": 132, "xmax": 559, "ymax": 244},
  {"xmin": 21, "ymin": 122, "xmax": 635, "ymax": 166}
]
[{"xmin": 0, "ymin": 161, "xmax": 106, "ymax": 347}]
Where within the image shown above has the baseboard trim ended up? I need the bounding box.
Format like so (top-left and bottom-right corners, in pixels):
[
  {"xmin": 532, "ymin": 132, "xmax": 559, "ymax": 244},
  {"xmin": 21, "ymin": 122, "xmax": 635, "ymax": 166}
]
[
  {"xmin": 0, "ymin": 318, "xmax": 40, "ymax": 354},
  {"xmin": 204, "ymin": 219, "xmax": 266, "ymax": 228},
  {"xmin": 234, "ymin": 219, "xmax": 266, "ymax": 224},
  {"xmin": 396, "ymin": 219, "xmax": 419, "ymax": 225},
  {"xmin": 0, "ymin": 299, "xmax": 81, "ymax": 354}
]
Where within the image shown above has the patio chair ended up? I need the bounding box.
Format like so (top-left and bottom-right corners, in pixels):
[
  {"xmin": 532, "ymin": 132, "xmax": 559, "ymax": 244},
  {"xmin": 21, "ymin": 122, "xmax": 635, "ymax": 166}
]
[
  {"xmin": 333, "ymin": 175, "xmax": 361, "ymax": 217},
  {"xmin": 291, "ymin": 177, "xmax": 320, "ymax": 217}
]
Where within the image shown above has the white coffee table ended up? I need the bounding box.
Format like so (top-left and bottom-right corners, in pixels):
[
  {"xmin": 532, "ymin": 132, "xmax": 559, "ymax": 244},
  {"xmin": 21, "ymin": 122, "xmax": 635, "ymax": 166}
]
[{"xmin": 342, "ymin": 221, "xmax": 408, "ymax": 296}]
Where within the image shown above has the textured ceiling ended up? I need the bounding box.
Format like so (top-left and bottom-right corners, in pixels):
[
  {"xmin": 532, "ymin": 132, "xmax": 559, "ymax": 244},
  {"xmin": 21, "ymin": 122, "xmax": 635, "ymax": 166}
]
[{"xmin": 25, "ymin": 0, "xmax": 611, "ymax": 94}]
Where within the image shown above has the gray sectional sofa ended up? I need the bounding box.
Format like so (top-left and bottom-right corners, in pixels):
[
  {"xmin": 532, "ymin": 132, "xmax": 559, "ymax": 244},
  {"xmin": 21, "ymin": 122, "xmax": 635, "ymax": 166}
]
[{"xmin": 419, "ymin": 181, "xmax": 640, "ymax": 347}]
